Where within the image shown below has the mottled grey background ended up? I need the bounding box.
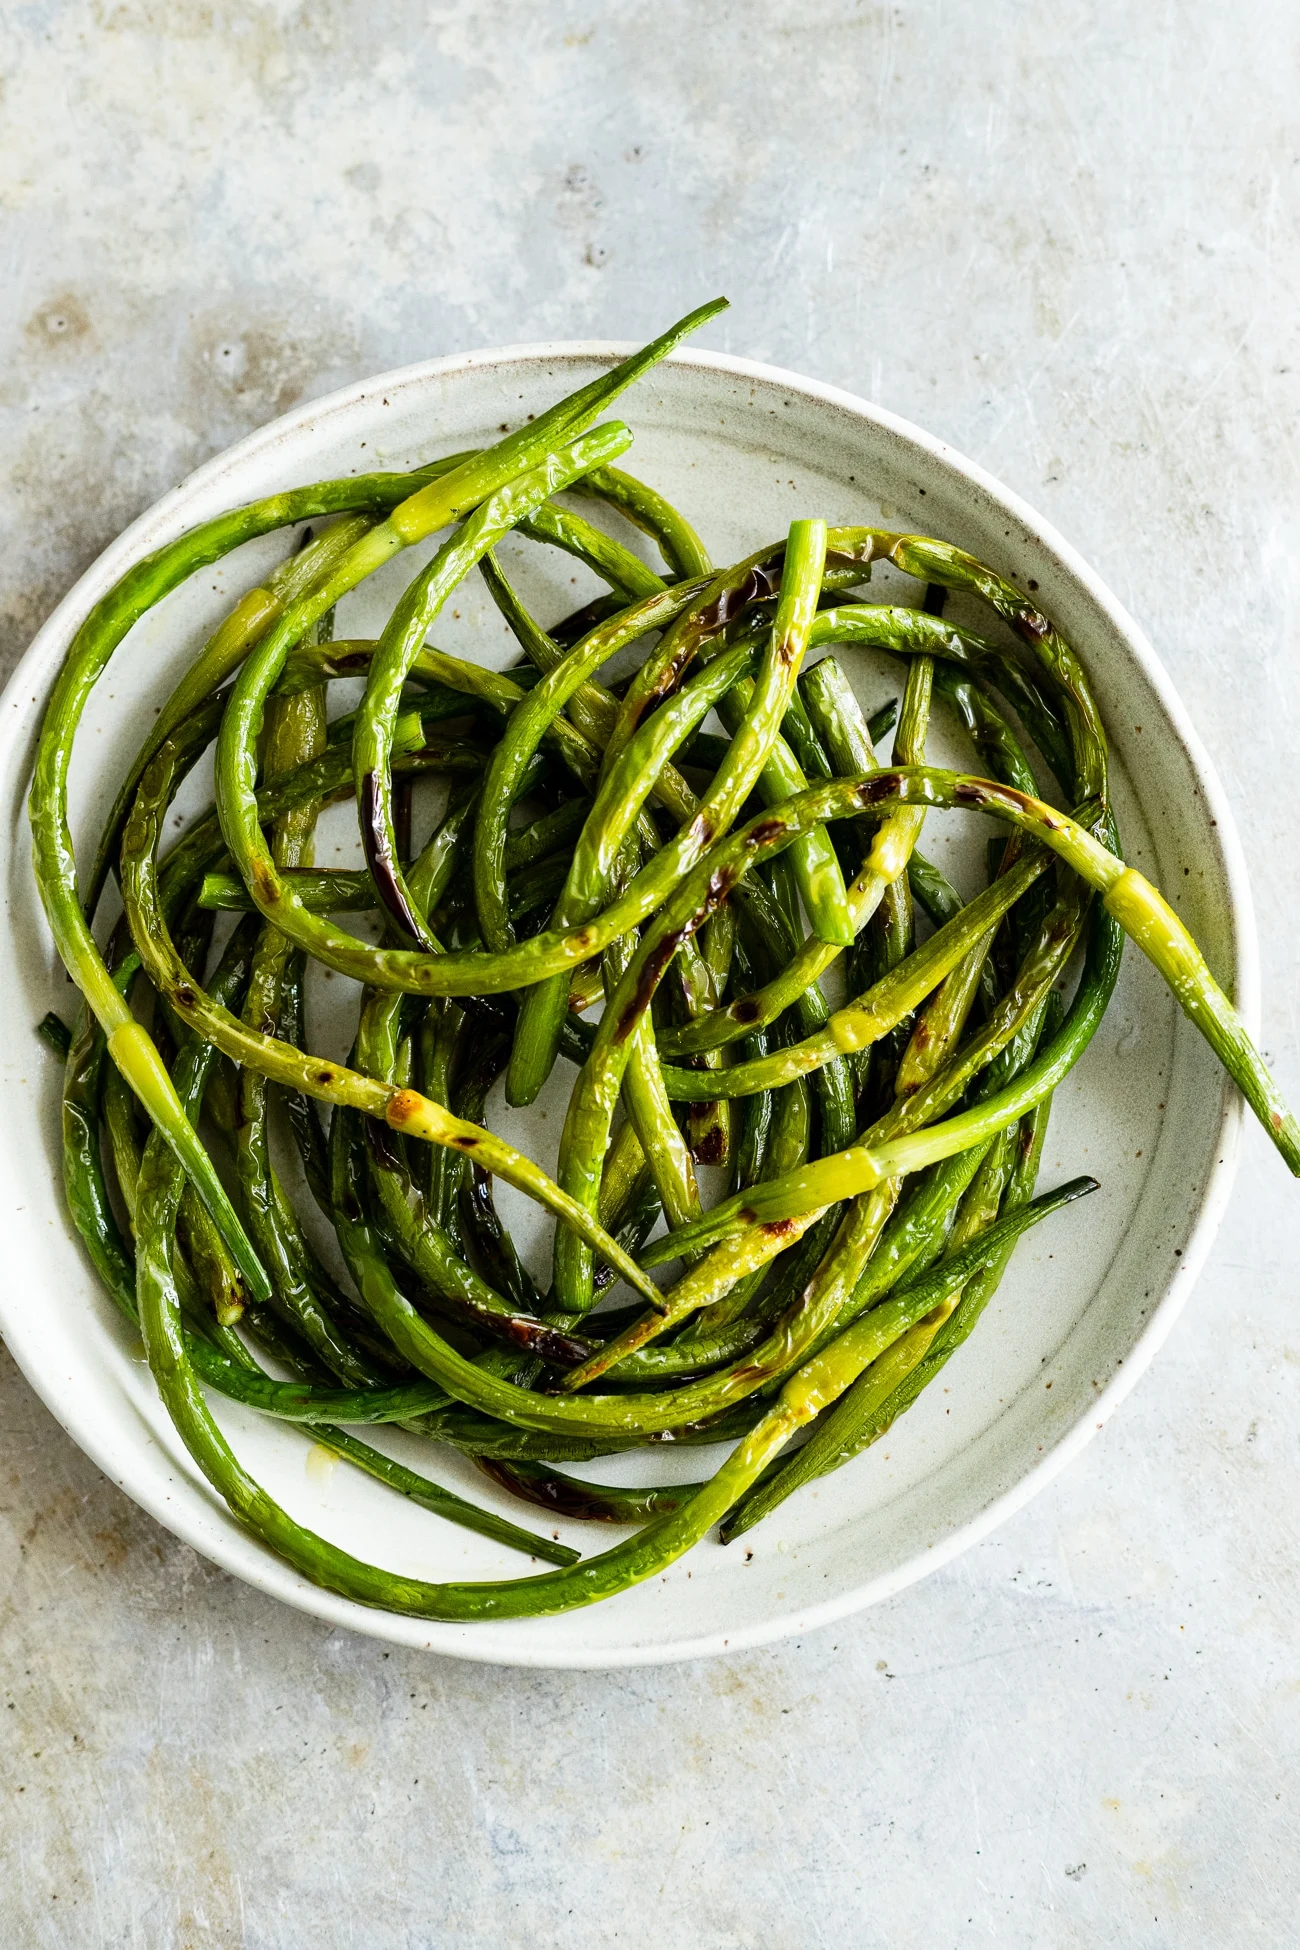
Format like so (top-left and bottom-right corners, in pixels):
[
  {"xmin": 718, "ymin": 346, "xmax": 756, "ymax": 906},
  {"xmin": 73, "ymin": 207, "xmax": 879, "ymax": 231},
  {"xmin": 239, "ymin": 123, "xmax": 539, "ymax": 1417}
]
[{"xmin": 3, "ymin": 3, "xmax": 1299, "ymax": 1945}]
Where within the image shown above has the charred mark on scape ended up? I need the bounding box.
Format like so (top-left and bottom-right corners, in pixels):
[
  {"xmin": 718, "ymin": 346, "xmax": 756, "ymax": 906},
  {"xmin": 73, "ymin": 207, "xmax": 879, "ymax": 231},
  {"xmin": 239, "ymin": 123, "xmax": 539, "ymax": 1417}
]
[
  {"xmin": 731, "ymin": 997, "xmax": 762, "ymax": 1024},
  {"xmin": 856, "ymin": 772, "xmax": 905, "ymax": 807},
  {"xmin": 615, "ymin": 870, "xmax": 738, "ymax": 1041},
  {"xmin": 637, "ymin": 643, "xmax": 701, "ymax": 720},
  {"xmin": 1015, "ymin": 608, "xmax": 1051, "ymax": 644},
  {"xmin": 501, "ymin": 1318, "xmax": 593, "ymax": 1365},
  {"xmin": 957, "ymin": 777, "xmax": 1042, "ymax": 827},
  {"xmin": 359, "ymin": 772, "xmax": 424, "ymax": 940},
  {"xmin": 364, "ymin": 1117, "xmax": 407, "ymax": 1177},
  {"xmin": 694, "ymin": 561, "xmax": 780, "ymax": 638},
  {"xmin": 825, "ymin": 543, "xmax": 876, "ymax": 574},
  {"xmin": 476, "ymin": 1460, "xmax": 625, "ymax": 1523},
  {"xmin": 385, "ymin": 1089, "xmax": 426, "ymax": 1132},
  {"xmin": 692, "ymin": 1124, "xmax": 728, "ymax": 1167},
  {"xmin": 615, "ymin": 927, "xmax": 689, "ymax": 1041}
]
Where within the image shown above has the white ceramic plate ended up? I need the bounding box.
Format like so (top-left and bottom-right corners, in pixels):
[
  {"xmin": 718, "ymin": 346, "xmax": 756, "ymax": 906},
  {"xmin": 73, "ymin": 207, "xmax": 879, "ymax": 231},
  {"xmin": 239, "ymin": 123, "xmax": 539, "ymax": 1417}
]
[{"xmin": 0, "ymin": 344, "xmax": 1255, "ymax": 1667}]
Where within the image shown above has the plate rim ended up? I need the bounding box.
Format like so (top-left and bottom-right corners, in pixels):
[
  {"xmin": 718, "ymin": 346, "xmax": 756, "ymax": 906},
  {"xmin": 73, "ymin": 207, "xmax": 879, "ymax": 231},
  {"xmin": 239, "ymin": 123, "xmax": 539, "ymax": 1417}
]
[{"xmin": 0, "ymin": 339, "xmax": 1257, "ymax": 1667}]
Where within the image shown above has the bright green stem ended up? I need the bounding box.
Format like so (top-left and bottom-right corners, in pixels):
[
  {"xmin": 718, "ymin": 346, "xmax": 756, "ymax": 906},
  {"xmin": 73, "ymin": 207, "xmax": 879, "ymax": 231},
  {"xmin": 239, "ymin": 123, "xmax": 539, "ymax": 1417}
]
[
  {"xmin": 715, "ymin": 675, "xmax": 854, "ymax": 946},
  {"xmin": 722, "ymin": 1098, "xmax": 1061, "ymax": 1541},
  {"xmin": 558, "ymin": 1209, "xmax": 824, "ymax": 1392},
  {"xmin": 552, "ymin": 517, "xmax": 829, "ymax": 1316},
  {"xmin": 306, "ymin": 1426, "xmax": 579, "ymax": 1567},
  {"xmin": 505, "ymin": 641, "xmax": 757, "ymax": 1107},
  {"xmin": 656, "ymin": 845, "xmax": 1049, "ymax": 1100},
  {"xmin": 119, "ymin": 734, "xmax": 664, "ymax": 1312}
]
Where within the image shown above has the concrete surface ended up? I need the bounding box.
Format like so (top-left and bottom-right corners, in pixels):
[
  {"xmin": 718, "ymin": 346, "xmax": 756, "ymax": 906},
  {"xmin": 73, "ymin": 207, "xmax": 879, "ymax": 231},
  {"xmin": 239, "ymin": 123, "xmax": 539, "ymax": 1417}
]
[{"xmin": 3, "ymin": 2, "xmax": 1299, "ymax": 1944}]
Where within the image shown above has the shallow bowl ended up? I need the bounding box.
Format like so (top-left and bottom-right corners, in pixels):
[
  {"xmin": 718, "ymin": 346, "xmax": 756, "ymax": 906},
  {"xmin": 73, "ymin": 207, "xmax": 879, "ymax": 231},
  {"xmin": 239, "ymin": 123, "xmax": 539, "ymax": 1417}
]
[{"xmin": 0, "ymin": 343, "xmax": 1255, "ymax": 1666}]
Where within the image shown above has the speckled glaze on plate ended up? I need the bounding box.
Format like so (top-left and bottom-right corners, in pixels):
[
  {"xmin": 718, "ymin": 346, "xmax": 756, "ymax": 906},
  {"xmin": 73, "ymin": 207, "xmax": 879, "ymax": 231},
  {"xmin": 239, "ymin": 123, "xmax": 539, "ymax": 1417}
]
[{"xmin": 0, "ymin": 345, "xmax": 1256, "ymax": 1667}]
